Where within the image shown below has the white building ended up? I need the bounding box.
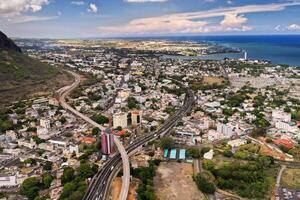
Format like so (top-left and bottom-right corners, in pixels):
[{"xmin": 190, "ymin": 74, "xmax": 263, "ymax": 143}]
[
  {"xmin": 203, "ymin": 149, "xmax": 214, "ymax": 160},
  {"xmin": 275, "ymin": 121, "xmax": 299, "ymax": 133},
  {"xmin": 208, "ymin": 130, "xmax": 223, "ymax": 141},
  {"xmin": 118, "ymin": 90, "xmax": 130, "ymax": 99},
  {"xmin": 228, "ymin": 139, "xmax": 247, "ymax": 148},
  {"xmin": 134, "ymin": 86, "xmax": 142, "ymax": 93},
  {"xmin": 0, "ymin": 173, "xmax": 18, "ymax": 188},
  {"xmin": 217, "ymin": 123, "xmax": 235, "ymax": 139},
  {"xmin": 272, "ymin": 110, "xmax": 291, "ymax": 123},
  {"xmin": 124, "ymin": 74, "xmax": 130, "ymax": 82},
  {"xmin": 49, "ymin": 139, "xmax": 67, "ymax": 147},
  {"xmin": 5, "ymin": 130, "xmax": 17, "ymax": 141},
  {"xmin": 69, "ymin": 145, "xmax": 79, "ymax": 155},
  {"xmin": 17, "ymin": 139, "xmax": 36, "ymax": 149},
  {"xmin": 113, "ymin": 112, "xmax": 128, "ymax": 129},
  {"xmin": 40, "ymin": 118, "xmax": 51, "ymax": 129},
  {"xmin": 38, "ymin": 143, "xmax": 54, "ymax": 151},
  {"xmin": 37, "ymin": 126, "xmax": 49, "ymax": 136}
]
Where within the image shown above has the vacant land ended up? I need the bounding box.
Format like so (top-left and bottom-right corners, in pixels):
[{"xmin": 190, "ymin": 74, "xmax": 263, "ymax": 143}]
[
  {"xmin": 202, "ymin": 76, "xmax": 225, "ymax": 85},
  {"xmin": 110, "ymin": 177, "xmax": 138, "ymax": 200},
  {"xmin": 154, "ymin": 162, "xmax": 205, "ymax": 200},
  {"xmin": 281, "ymin": 169, "xmax": 300, "ymax": 189}
]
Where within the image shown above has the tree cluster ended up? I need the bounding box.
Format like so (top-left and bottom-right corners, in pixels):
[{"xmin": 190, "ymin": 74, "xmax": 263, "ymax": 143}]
[
  {"xmin": 132, "ymin": 160, "xmax": 161, "ymax": 200},
  {"xmin": 201, "ymin": 156, "xmax": 274, "ymax": 199},
  {"xmin": 19, "ymin": 173, "xmax": 54, "ymax": 200}
]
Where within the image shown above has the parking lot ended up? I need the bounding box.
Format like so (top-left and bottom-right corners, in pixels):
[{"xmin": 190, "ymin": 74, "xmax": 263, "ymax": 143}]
[{"xmin": 277, "ymin": 187, "xmax": 300, "ymax": 200}]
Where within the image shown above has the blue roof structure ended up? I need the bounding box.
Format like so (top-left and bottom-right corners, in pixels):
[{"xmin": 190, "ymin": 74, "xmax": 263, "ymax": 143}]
[
  {"xmin": 179, "ymin": 149, "xmax": 186, "ymax": 160},
  {"xmin": 170, "ymin": 149, "xmax": 177, "ymax": 159}
]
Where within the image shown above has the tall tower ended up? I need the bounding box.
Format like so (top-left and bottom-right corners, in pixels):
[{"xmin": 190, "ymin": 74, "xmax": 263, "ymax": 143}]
[
  {"xmin": 244, "ymin": 51, "xmax": 247, "ymax": 60},
  {"xmin": 131, "ymin": 110, "xmax": 142, "ymax": 128},
  {"xmin": 101, "ymin": 133, "xmax": 114, "ymax": 159}
]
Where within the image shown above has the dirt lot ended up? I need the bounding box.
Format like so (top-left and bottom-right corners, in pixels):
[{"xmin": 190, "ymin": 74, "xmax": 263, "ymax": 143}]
[
  {"xmin": 202, "ymin": 76, "xmax": 225, "ymax": 85},
  {"xmin": 154, "ymin": 162, "xmax": 205, "ymax": 200},
  {"xmin": 110, "ymin": 177, "xmax": 138, "ymax": 200},
  {"xmin": 281, "ymin": 169, "xmax": 300, "ymax": 189},
  {"xmin": 258, "ymin": 137, "xmax": 287, "ymax": 160}
]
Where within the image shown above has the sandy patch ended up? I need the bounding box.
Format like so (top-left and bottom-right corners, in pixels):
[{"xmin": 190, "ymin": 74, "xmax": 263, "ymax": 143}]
[
  {"xmin": 154, "ymin": 162, "xmax": 205, "ymax": 200},
  {"xmin": 111, "ymin": 177, "xmax": 138, "ymax": 200}
]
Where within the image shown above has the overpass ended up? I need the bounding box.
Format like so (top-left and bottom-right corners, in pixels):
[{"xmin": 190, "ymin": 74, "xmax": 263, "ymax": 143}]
[{"xmin": 57, "ymin": 71, "xmax": 130, "ymax": 200}]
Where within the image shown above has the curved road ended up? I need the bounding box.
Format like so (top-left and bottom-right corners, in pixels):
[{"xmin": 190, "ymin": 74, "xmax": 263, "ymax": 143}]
[
  {"xmin": 56, "ymin": 71, "xmax": 130, "ymax": 200},
  {"xmin": 83, "ymin": 80, "xmax": 195, "ymax": 200}
]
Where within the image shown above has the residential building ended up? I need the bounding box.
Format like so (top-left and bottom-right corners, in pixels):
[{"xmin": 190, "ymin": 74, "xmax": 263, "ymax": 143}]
[
  {"xmin": 40, "ymin": 118, "xmax": 51, "ymax": 129},
  {"xmin": 101, "ymin": 133, "xmax": 114, "ymax": 156},
  {"xmin": 113, "ymin": 112, "xmax": 128, "ymax": 129},
  {"xmin": 131, "ymin": 110, "xmax": 142, "ymax": 127},
  {"xmin": 272, "ymin": 110, "xmax": 291, "ymax": 123},
  {"xmin": 0, "ymin": 173, "xmax": 18, "ymax": 188},
  {"xmin": 217, "ymin": 123, "xmax": 235, "ymax": 139}
]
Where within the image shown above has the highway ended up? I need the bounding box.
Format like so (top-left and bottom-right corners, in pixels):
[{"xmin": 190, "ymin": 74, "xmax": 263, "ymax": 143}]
[
  {"xmin": 56, "ymin": 71, "xmax": 130, "ymax": 200},
  {"xmin": 83, "ymin": 81, "xmax": 195, "ymax": 200}
]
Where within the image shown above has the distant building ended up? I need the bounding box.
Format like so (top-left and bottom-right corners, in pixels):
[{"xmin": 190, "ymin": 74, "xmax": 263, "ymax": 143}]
[
  {"xmin": 113, "ymin": 112, "xmax": 128, "ymax": 129},
  {"xmin": 117, "ymin": 90, "xmax": 130, "ymax": 99},
  {"xmin": 217, "ymin": 123, "xmax": 235, "ymax": 139},
  {"xmin": 69, "ymin": 145, "xmax": 79, "ymax": 155},
  {"xmin": 203, "ymin": 149, "xmax": 214, "ymax": 160},
  {"xmin": 124, "ymin": 74, "xmax": 130, "ymax": 82},
  {"xmin": 275, "ymin": 121, "xmax": 298, "ymax": 133},
  {"xmin": 37, "ymin": 126, "xmax": 49, "ymax": 136},
  {"xmin": 40, "ymin": 118, "xmax": 51, "ymax": 129},
  {"xmin": 228, "ymin": 139, "xmax": 247, "ymax": 148},
  {"xmin": 131, "ymin": 110, "xmax": 142, "ymax": 127},
  {"xmin": 5, "ymin": 130, "xmax": 17, "ymax": 141},
  {"xmin": 0, "ymin": 173, "xmax": 18, "ymax": 188},
  {"xmin": 101, "ymin": 133, "xmax": 114, "ymax": 156},
  {"xmin": 208, "ymin": 130, "xmax": 223, "ymax": 142},
  {"xmin": 49, "ymin": 138, "xmax": 67, "ymax": 147},
  {"xmin": 134, "ymin": 86, "xmax": 142, "ymax": 93},
  {"xmin": 272, "ymin": 110, "xmax": 291, "ymax": 123}
]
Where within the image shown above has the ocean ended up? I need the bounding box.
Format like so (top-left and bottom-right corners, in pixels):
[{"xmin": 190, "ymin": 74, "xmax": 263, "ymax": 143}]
[{"xmin": 126, "ymin": 35, "xmax": 300, "ymax": 67}]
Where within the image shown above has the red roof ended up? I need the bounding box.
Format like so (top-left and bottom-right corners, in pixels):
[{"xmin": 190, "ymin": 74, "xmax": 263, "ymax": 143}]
[
  {"xmin": 116, "ymin": 130, "xmax": 126, "ymax": 136},
  {"xmin": 131, "ymin": 110, "xmax": 140, "ymax": 115},
  {"xmin": 274, "ymin": 139, "xmax": 294, "ymax": 149},
  {"xmin": 80, "ymin": 137, "xmax": 96, "ymax": 144}
]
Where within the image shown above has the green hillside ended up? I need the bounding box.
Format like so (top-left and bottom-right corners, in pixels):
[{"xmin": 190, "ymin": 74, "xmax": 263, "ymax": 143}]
[
  {"xmin": 0, "ymin": 51, "xmax": 58, "ymax": 88},
  {"xmin": 0, "ymin": 50, "xmax": 73, "ymax": 106}
]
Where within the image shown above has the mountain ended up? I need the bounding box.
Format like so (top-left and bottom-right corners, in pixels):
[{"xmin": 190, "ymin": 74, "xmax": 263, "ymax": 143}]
[
  {"xmin": 0, "ymin": 31, "xmax": 22, "ymax": 53},
  {"xmin": 0, "ymin": 31, "xmax": 73, "ymax": 107}
]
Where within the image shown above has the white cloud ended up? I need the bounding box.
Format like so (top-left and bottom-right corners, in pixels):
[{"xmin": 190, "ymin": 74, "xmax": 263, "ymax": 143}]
[
  {"xmin": 0, "ymin": 0, "xmax": 49, "ymax": 17},
  {"xmin": 287, "ymin": 24, "xmax": 300, "ymax": 30},
  {"xmin": 221, "ymin": 13, "xmax": 247, "ymax": 27},
  {"xmin": 124, "ymin": 0, "xmax": 167, "ymax": 2},
  {"xmin": 5, "ymin": 15, "xmax": 57, "ymax": 24},
  {"xmin": 88, "ymin": 3, "xmax": 98, "ymax": 13},
  {"xmin": 98, "ymin": 2, "xmax": 300, "ymax": 36},
  {"xmin": 0, "ymin": 0, "xmax": 56, "ymax": 24},
  {"xmin": 71, "ymin": 1, "xmax": 85, "ymax": 6}
]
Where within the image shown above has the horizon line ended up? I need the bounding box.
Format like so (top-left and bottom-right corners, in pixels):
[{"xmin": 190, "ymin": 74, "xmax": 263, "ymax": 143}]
[{"xmin": 12, "ymin": 33, "xmax": 300, "ymax": 40}]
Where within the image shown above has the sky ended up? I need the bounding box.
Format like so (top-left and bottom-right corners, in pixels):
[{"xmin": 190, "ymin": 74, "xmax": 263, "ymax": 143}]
[{"xmin": 0, "ymin": 0, "xmax": 300, "ymax": 38}]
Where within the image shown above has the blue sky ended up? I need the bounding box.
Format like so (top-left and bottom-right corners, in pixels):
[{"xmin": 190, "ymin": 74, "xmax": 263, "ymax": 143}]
[{"xmin": 0, "ymin": 0, "xmax": 300, "ymax": 38}]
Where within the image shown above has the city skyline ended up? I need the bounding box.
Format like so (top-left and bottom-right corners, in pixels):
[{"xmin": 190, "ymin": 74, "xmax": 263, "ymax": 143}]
[{"xmin": 0, "ymin": 0, "xmax": 300, "ymax": 38}]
